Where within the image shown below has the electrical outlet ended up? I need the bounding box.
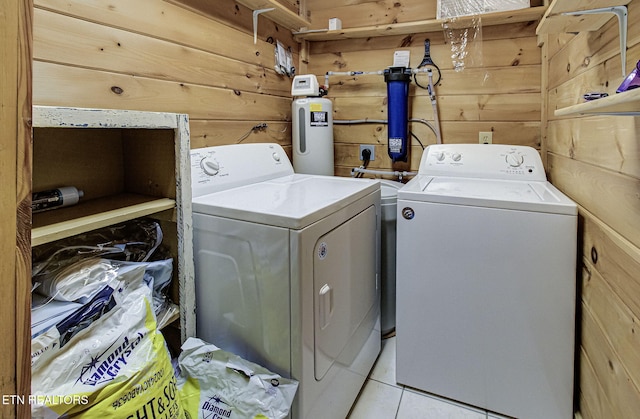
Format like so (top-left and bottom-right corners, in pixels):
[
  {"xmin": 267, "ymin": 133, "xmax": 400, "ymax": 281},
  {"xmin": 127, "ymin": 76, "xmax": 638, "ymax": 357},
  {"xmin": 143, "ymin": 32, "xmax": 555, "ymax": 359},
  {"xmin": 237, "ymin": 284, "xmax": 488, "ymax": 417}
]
[
  {"xmin": 359, "ymin": 145, "xmax": 375, "ymax": 161},
  {"xmin": 479, "ymin": 131, "xmax": 493, "ymax": 144}
]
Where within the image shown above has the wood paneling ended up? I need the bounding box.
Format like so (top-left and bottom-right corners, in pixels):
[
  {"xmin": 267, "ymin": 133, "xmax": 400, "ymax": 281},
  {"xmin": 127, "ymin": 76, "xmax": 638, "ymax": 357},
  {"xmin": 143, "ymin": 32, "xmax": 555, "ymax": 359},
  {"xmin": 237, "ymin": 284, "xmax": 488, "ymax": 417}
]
[
  {"xmin": 166, "ymin": 0, "xmax": 297, "ymax": 46},
  {"xmin": 34, "ymin": 61, "xmax": 291, "ymax": 120},
  {"xmin": 547, "ymin": 153, "xmax": 640, "ymax": 250},
  {"xmin": 34, "ymin": 9, "xmax": 291, "ymax": 96},
  {"xmin": 307, "ymin": 20, "xmax": 542, "ymax": 176},
  {"xmin": 189, "ymin": 120, "xmax": 291, "ymax": 149},
  {"xmin": 1, "ymin": 0, "xmax": 32, "ymax": 417},
  {"xmin": 33, "ymin": 0, "xmax": 297, "ymax": 127},
  {"xmin": 545, "ymin": 1, "xmax": 640, "ymax": 417},
  {"xmin": 306, "ymin": 0, "xmax": 438, "ymax": 29}
]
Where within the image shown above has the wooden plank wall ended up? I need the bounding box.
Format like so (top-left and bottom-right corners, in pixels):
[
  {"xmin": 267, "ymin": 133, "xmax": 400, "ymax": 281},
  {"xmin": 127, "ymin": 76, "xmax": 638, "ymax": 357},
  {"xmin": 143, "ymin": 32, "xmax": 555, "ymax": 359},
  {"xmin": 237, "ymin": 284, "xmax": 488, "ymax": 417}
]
[
  {"xmin": 1, "ymin": 0, "xmax": 32, "ymax": 418},
  {"xmin": 544, "ymin": 0, "xmax": 640, "ymax": 417},
  {"xmin": 32, "ymin": 0, "xmax": 298, "ymax": 153},
  {"xmin": 305, "ymin": 0, "xmax": 544, "ymax": 178},
  {"xmin": 305, "ymin": 0, "xmax": 543, "ymax": 29}
]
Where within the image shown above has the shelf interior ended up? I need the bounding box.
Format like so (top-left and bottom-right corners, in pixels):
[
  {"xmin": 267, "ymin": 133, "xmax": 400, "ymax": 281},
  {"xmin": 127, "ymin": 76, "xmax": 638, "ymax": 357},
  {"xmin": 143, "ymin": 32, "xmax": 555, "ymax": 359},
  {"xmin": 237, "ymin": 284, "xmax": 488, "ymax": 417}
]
[{"xmin": 32, "ymin": 194, "xmax": 176, "ymax": 246}]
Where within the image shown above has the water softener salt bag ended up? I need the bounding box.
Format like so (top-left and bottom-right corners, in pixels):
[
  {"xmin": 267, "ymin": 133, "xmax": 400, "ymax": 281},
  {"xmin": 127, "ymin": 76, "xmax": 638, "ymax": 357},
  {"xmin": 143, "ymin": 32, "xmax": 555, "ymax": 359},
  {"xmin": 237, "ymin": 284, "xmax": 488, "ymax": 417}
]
[
  {"xmin": 31, "ymin": 265, "xmax": 187, "ymax": 419},
  {"xmin": 177, "ymin": 337, "xmax": 298, "ymax": 419}
]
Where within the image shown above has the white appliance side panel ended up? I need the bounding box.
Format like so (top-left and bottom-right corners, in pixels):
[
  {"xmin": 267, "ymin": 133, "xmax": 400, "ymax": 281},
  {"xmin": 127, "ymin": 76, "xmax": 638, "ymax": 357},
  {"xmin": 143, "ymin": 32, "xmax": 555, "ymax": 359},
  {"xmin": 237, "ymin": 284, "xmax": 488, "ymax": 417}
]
[
  {"xmin": 396, "ymin": 201, "xmax": 576, "ymax": 419},
  {"xmin": 313, "ymin": 205, "xmax": 378, "ymax": 380},
  {"xmin": 193, "ymin": 213, "xmax": 292, "ymax": 377}
]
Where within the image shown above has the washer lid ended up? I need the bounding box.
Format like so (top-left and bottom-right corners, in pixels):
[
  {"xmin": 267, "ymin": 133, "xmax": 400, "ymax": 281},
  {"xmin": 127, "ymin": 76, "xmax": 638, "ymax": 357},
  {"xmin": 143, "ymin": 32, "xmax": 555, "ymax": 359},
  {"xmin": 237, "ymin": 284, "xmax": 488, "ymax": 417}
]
[
  {"xmin": 398, "ymin": 175, "xmax": 577, "ymax": 215},
  {"xmin": 193, "ymin": 174, "xmax": 379, "ymax": 229}
]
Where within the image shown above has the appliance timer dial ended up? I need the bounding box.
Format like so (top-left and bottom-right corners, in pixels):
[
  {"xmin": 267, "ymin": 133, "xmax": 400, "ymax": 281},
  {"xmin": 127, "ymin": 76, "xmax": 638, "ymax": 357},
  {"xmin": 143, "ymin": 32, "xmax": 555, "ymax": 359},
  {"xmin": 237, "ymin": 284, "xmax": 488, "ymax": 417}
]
[
  {"xmin": 201, "ymin": 157, "xmax": 220, "ymax": 176},
  {"xmin": 505, "ymin": 152, "xmax": 524, "ymax": 167}
]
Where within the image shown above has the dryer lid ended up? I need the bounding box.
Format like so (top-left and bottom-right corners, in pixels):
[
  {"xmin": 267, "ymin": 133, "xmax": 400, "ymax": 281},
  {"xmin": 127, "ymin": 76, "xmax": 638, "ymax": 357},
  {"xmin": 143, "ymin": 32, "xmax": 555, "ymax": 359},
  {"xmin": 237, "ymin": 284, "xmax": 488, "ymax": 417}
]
[
  {"xmin": 398, "ymin": 176, "xmax": 577, "ymax": 215},
  {"xmin": 193, "ymin": 174, "xmax": 379, "ymax": 229}
]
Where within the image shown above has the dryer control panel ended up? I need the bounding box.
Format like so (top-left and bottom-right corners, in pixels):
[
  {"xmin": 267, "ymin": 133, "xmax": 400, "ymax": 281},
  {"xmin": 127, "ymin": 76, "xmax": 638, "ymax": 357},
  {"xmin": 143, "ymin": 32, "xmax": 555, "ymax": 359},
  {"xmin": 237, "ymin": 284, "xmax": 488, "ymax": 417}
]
[
  {"xmin": 418, "ymin": 144, "xmax": 546, "ymax": 181},
  {"xmin": 191, "ymin": 143, "xmax": 294, "ymax": 197}
]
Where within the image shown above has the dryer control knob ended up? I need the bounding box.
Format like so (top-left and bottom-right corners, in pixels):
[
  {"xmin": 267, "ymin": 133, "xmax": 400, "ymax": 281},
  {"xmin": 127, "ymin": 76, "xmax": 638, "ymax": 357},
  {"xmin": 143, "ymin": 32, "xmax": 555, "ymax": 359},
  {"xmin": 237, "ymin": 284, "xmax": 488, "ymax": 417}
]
[
  {"xmin": 201, "ymin": 158, "xmax": 220, "ymax": 176},
  {"xmin": 505, "ymin": 152, "xmax": 524, "ymax": 167}
]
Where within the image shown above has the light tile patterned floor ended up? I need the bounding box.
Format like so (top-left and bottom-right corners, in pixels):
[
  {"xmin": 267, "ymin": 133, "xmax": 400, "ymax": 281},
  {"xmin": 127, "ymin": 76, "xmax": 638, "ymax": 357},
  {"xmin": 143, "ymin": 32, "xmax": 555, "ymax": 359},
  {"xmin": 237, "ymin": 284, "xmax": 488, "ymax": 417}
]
[{"xmin": 348, "ymin": 337, "xmax": 511, "ymax": 419}]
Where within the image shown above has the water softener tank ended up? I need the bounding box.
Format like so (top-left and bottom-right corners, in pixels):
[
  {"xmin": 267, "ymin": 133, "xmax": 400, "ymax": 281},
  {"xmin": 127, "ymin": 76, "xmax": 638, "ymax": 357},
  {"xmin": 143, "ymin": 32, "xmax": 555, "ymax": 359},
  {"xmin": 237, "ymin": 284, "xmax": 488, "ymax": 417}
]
[{"xmin": 291, "ymin": 75, "xmax": 334, "ymax": 175}]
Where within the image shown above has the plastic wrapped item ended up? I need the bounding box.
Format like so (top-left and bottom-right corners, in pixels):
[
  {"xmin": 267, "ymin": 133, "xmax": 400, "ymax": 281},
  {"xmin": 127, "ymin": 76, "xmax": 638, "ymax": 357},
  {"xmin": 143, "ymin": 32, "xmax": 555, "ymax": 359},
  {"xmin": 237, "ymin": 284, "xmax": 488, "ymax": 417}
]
[
  {"xmin": 31, "ymin": 268, "xmax": 136, "ymax": 349},
  {"xmin": 31, "ymin": 268, "xmax": 187, "ymax": 419},
  {"xmin": 31, "ymin": 219, "xmax": 176, "ymax": 338},
  {"xmin": 32, "ymin": 219, "xmax": 165, "ymax": 282},
  {"xmin": 442, "ymin": 16, "xmax": 483, "ymax": 71},
  {"xmin": 34, "ymin": 258, "xmax": 121, "ymax": 303},
  {"xmin": 177, "ymin": 337, "xmax": 298, "ymax": 419},
  {"xmin": 437, "ymin": 0, "xmax": 529, "ymax": 19},
  {"xmin": 32, "ymin": 186, "xmax": 84, "ymax": 213},
  {"xmin": 31, "ymin": 258, "xmax": 174, "ymax": 340},
  {"xmin": 437, "ymin": 0, "xmax": 529, "ymax": 71}
]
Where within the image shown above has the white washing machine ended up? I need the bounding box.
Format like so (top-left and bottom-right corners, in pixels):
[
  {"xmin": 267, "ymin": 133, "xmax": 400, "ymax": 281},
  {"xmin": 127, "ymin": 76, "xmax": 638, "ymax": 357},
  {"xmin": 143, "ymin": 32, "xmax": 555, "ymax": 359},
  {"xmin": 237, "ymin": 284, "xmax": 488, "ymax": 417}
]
[
  {"xmin": 190, "ymin": 143, "xmax": 381, "ymax": 419},
  {"xmin": 396, "ymin": 144, "xmax": 577, "ymax": 419}
]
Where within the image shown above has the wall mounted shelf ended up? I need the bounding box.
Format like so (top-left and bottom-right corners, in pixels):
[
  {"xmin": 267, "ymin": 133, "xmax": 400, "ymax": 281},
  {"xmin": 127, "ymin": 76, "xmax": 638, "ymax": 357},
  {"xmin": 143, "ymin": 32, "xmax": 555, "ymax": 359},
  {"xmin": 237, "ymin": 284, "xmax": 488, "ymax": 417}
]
[
  {"xmin": 536, "ymin": 0, "xmax": 631, "ymax": 34},
  {"xmin": 235, "ymin": 0, "xmax": 310, "ymax": 31},
  {"xmin": 294, "ymin": 6, "xmax": 546, "ymax": 41},
  {"xmin": 554, "ymin": 88, "xmax": 640, "ymax": 116}
]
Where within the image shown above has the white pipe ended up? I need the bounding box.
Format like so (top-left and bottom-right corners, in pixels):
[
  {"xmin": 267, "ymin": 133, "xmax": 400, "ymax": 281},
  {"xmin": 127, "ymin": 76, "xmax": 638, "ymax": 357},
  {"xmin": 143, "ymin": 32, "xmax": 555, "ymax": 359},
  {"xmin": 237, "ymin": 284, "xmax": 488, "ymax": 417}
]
[
  {"xmin": 325, "ymin": 70, "xmax": 384, "ymax": 91},
  {"xmin": 334, "ymin": 118, "xmax": 438, "ymax": 139},
  {"xmin": 351, "ymin": 167, "xmax": 417, "ymax": 178},
  {"xmin": 334, "ymin": 119, "xmax": 388, "ymax": 125},
  {"xmin": 325, "ymin": 68, "xmax": 427, "ymax": 90},
  {"xmin": 426, "ymin": 70, "xmax": 443, "ymax": 144}
]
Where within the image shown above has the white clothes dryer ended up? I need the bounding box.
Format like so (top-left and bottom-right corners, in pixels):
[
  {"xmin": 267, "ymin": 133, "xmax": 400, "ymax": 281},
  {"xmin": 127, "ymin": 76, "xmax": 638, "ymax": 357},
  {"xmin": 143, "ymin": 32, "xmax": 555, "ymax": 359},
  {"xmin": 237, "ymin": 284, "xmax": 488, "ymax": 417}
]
[
  {"xmin": 190, "ymin": 143, "xmax": 381, "ymax": 419},
  {"xmin": 396, "ymin": 144, "xmax": 577, "ymax": 419}
]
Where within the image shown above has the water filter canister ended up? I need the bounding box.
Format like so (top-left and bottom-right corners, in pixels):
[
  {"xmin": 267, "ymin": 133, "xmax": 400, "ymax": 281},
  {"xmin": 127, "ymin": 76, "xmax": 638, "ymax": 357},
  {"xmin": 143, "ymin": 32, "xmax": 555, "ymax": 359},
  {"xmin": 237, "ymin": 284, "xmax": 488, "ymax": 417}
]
[
  {"xmin": 384, "ymin": 67, "xmax": 412, "ymax": 163},
  {"xmin": 32, "ymin": 186, "xmax": 84, "ymax": 213}
]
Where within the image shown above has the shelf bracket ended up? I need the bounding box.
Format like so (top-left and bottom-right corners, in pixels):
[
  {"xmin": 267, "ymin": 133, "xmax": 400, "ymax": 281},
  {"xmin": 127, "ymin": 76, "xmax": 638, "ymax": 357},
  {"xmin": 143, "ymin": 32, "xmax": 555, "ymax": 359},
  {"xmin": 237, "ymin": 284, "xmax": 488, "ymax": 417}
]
[
  {"xmin": 562, "ymin": 6, "xmax": 628, "ymax": 77},
  {"xmin": 252, "ymin": 8, "xmax": 275, "ymax": 44}
]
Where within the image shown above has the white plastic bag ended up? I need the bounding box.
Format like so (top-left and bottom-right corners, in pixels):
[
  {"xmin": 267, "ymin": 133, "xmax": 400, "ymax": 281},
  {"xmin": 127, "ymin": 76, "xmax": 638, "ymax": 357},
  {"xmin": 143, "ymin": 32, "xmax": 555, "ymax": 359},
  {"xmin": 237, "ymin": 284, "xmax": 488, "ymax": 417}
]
[
  {"xmin": 31, "ymin": 266, "xmax": 186, "ymax": 419},
  {"xmin": 177, "ymin": 337, "xmax": 298, "ymax": 419}
]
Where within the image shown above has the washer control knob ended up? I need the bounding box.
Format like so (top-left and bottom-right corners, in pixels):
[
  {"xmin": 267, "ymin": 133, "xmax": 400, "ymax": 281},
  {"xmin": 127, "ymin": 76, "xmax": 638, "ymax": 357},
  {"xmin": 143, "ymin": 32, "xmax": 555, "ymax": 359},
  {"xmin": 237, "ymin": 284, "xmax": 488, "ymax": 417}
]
[
  {"xmin": 451, "ymin": 153, "xmax": 462, "ymax": 162},
  {"xmin": 505, "ymin": 152, "xmax": 524, "ymax": 167},
  {"xmin": 201, "ymin": 158, "xmax": 220, "ymax": 176}
]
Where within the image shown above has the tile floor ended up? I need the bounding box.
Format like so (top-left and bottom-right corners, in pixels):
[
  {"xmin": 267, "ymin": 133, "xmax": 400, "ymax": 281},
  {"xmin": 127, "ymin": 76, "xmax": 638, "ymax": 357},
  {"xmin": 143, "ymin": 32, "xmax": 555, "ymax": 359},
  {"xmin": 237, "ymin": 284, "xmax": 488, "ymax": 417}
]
[{"xmin": 348, "ymin": 336, "xmax": 510, "ymax": 419}]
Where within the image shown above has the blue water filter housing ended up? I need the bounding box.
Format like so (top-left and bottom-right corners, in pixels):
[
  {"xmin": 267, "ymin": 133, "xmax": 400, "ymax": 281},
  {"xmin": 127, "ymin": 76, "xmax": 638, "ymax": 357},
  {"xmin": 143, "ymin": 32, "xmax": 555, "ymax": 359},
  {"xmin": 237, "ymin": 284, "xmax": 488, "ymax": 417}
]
[{"xmin": 384, "ymin": 67, "xmax": 412, "ymax": 162}]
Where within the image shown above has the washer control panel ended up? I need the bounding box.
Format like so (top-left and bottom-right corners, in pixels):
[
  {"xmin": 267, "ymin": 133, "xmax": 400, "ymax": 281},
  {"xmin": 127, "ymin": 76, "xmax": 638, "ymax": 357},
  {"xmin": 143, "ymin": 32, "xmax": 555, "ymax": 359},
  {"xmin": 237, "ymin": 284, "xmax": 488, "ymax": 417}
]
[
  {"xmin": 419, "ymin": 144, "xmax": 546, "ymax": 181},
  {"xmin": 191, "ymin": 143, "xmax": 293, "ymax": 198}
]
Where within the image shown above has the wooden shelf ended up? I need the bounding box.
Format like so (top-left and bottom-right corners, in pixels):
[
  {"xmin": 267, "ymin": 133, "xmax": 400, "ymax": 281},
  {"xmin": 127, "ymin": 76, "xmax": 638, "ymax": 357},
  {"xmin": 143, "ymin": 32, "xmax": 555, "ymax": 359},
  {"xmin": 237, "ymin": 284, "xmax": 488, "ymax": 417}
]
[
  {"xmin": 554, "ymin": 89, "xmax": 640, "ymax": 116},
  {"xmin": 536, "ymin": 0, "xmax": 631, "ymax": 34},
  {"xmin": 30, "ymin": 105, "xmax": 196, "ymax": 348},
  {"xmin": 294, "ymin": 6, "xmax": 546, "ymax": 41},
  {"xmin": 235, "ymin": 0, "xmax": 310, "ymax": 31},
  {"xmin": 32, "ymin": 194, "xmax": 176, "ymax": 246}
]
